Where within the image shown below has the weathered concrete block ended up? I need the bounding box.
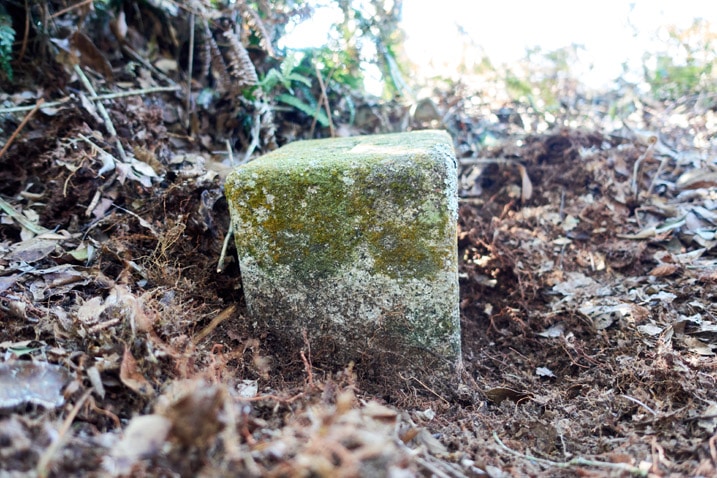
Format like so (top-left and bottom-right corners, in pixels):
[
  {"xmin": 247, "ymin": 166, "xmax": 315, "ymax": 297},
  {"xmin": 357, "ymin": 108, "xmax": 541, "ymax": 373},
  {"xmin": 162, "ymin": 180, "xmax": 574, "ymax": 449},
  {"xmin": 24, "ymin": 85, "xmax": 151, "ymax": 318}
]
[{"xmin": 225, "ymin": 130, "xmax": 460, "ymax": 370}]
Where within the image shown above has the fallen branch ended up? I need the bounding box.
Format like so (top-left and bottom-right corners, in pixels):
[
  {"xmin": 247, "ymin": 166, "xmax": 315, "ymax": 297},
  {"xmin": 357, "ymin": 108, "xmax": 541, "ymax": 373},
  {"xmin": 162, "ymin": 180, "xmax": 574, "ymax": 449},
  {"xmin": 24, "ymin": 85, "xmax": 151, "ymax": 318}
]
[
  {"xmin": 0, "ymin": 98, "xmax": 44, "ymax": 160},
  {"xmin": 216, "ymin": 223, "xmax": 234, "ymax": 273},
  {"xmin": 314, "ymin": 62, "xmax": 335, "ymax": 137},
  {"xmin": 193, "ymin": 305, "xmax": 237, "ymax": 345},
  {"xmin": 0, "ymin": 86, "xmax": 181, "ymax": 115},
  {"xmin": 185, "ymin": 13, "xmax": 195, "ymax": 127},
  {"xmin": 0, "ymin": 197, "xmax": 52, "ymax": 236},
  {"xmin": 74, "ymin": 65, "xmax": 128, "ymax": 162},
  {"xmin": 493, "ymin": 432, "xmax": 647, "ymax": 476},
  {"xmin": 630, "ymin": 135, "xmax": 657, "ymax": 199},
  {"xmin": 37, "ymin": 389, "xmax": 93, "ymax": 478}
]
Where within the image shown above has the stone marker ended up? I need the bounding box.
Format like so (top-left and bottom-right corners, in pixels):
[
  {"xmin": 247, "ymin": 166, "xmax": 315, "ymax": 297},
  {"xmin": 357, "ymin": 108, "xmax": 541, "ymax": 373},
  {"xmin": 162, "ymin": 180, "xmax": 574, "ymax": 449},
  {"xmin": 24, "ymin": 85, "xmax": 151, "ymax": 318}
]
[{"xmin": 225, "ymin": 130, "xmax": 460, "ymax": 371}]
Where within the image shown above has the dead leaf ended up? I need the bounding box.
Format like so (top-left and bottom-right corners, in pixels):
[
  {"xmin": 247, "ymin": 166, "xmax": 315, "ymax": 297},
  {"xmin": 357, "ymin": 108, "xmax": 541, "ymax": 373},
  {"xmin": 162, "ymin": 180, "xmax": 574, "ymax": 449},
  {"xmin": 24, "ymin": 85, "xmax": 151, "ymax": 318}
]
[
  {"xmin": 0, "ymin": 361, "xmax": 71, "ymax": 409},
  {"xmin": 0, "ymin": 274, "xmax": 21, "ymax": 293},
  {"xmin": 579, "ymin": 302, "xmax": 650, "ymax": 329},
  {"xmin": 119, "ymin": 345, "xmax": 155, "ymax": 397},
  {"xmin": 648, "ymin": 263, "xmax": 681, "ymax": 277},
  {"xmin": 484, "ymin": 387, "xmax": 532, "ymax": 404},
  {"xmin": 536, "ymin": 366, "xmax": 555, "ymax": 378},
  {"xmin": 678, "ymin": 336, "xmax": 715, "ymax": 356},
  {"xmin": 517, "ymin": 164, "xmax": 533, "ymax": 201},
  {"xmin": 157, "ymin": 379, "xmax": 226, "ymax": 447},
  {"xmin": 105, "ymin": 414, "xmax": 172, "ymax": 476},
  {"xmin": 70, "ymin": 30, "xmax": 114, "ymax": 81},
  {"xmin": 696, "ymin": 402, "xmax": 717, "ymax": 434},
  {"xmin": 110, "ymin": 9, "xmax": 128, "ymax": 42},
  {"xmin": 676, "ymin": 169, "xmax": 717, "ymax": 190},
  {"xmin": 538, "ymin": 323, "xmax": 565, "ymax": 338},
  {"xmin": 76, "ymin": 296, "xmax": 105, "ymax": 325}
]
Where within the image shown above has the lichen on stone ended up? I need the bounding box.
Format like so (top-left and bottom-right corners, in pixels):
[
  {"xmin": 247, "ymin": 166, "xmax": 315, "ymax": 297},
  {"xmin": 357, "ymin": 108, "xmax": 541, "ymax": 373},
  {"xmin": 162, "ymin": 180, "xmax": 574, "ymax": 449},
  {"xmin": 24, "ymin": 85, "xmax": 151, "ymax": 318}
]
[{"xmin": 225, "ymin": 130, "xmax": 461, "ymax": 368}]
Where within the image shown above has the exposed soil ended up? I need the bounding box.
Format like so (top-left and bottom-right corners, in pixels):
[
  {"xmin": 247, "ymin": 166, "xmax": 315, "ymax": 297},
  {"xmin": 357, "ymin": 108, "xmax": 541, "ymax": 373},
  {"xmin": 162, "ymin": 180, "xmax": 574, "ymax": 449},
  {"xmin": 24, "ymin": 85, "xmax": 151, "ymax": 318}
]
[{"xmin": 1, "ymin": 4, "xmax": 717, "ymax": 477}]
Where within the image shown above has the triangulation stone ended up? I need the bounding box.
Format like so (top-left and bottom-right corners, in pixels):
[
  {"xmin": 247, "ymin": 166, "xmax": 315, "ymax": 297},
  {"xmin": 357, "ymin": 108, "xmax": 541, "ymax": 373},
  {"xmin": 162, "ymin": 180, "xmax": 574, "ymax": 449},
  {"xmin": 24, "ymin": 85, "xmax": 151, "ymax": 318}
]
[{"xmin": 225, "ymin": 130, "xmax": 460, "ymax": 372}]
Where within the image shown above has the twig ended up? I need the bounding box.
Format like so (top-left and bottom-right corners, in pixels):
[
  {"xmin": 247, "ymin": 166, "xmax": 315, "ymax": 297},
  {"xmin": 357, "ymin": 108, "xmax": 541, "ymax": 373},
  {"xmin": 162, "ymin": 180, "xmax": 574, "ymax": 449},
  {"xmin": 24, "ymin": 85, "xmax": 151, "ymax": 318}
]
[
  {"xmin": 225, "ymin": 139, "xmax": 234, "ymax": 165},
  {"xmin": 0, "ymin": 197, "xmax": 52, "ymax": 235},
  {"xmin": 308, "ymin": 63, "xmax": 336, "ymax": 137},
  {"xmin": 121, "ymin": 44, "xmax": 177, "ymax": 86},
  {"xmin": 459, "ymin": 157, "xmax": 532, "ymax": 201},
  {"xmin": 0, "ymin": 99, "xmax": 70, "ymax": 115},
  {"xmin": 87, "ymin": 396, "xmax": 121, "ymax": 429},
  {"xmin": 458, "ymin": 157, "xmax": 519, "ymax": 166},
  {"xmin": 414, "ymin": 456, "xmax": 456, "ymax": 478},
  {"xmin": 399, "ymin": 372, "xmax": 450, "ymax": 405},
  {"xmin": 0, "ymin": 98, "xmax": 44, "ymax": 160},
  {"xmin": 244, "ymin": 391, "xmax": 305, "ymax": 403},
  {"xmin": 111, "ymin": 204, "xmax": 158, "ymax": 236},
  {"xmin": 241, "ymin": 102, "xmax": 264, "ymax": 164},
  {"xmin": 50, "ymin": 0, "xmax": 94, "ymax": 18},
  {"xmin": 18, "ymin": 0, "xmax": 30, "ymax": 62},
  {"xmin": 313, "ymin": 62, "xmax": 335, "ymax": 137},
  {"xmin": 493, "ymin": 432, "xmax": 647, "ymax": 476},
  {"xmin": 301, "ymin": 329, "xmax": 314, "ymax": 388},
  {"xmin": 0, "ymin": 86, "xmax": 182, "ymax": 114},
  {"xmin": 630, "ymin": 136, "xmax": 657, "ymax": 199},
  {"xmin": 85, "ymin": 189, "xmax": 102, "ymax": 217},
  {"xmin": 186, "ymin": 13, "xmax": 195, "ymax": 126},
  {"xmin": 73, "ymin": 65, "xmax": 128, "ymax": 162},
  {"xmin": 621, "ymin": 394, "xmax": 658, "ymax": 416},
  {"xmin": 648, "ymin": 154, "xmax": 670, "ymax": 194},
  {"xmin": 89, "ymin": 86, "xmax": 181, "ymax": 100},
  {"xmin": 37, "ymin": 388, "xmax": 93, "ymax": 478},
  {"xmin": 216, "ymin": 223, "xmax": 234, "ymax": 273},
  {"xmin": 77, "ymin": 133, "xmax": 118, "ymax": 176},
  {"xmin": 193, "ymin": 305, "xmax": 237, "ymax": 344}
]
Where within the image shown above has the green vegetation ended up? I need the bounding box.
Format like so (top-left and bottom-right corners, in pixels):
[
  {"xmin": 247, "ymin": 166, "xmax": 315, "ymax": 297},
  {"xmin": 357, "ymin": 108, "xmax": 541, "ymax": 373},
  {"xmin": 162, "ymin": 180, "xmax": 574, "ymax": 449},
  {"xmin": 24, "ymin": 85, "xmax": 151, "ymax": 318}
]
[
  {"xmin": 642, "ymin": 19, "xmax": 717, "ymax": 100},
  {"xmin": 0, "ymin": 4, "xmax": 15, "ymax": 81},
  {"xmin": 260, "ymin": 52, "xmax": 330, "ymax": 127}
]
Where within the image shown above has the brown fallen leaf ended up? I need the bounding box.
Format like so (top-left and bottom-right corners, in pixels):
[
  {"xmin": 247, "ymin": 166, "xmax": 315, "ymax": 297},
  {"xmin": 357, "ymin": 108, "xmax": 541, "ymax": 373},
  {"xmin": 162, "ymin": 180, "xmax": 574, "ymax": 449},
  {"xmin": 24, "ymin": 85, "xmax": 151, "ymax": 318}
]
[
  {"xmin": 484, "ymin": 386, "xmax": 533, "ymax": 404},
  {"xmin": 156, "ymin": 379, "xmax": 226, "ymax": 448},
  {"xmin": 676, "ymin": 169, "xmax": 717, "ymax": 190},
  {"xmin": 70, "ymin": 30, "xmax": 114, "ymax": 81},
  {"xmin": 105, "ymin": 414, "xmax": 172, "ymax": 476},
  {"xmin": 119, "ymin": 344, "xmax": 155, "ymax": 397},
  {"xmin": 647, "ymin": 263, "xmax": 681, "ymax": 277}
]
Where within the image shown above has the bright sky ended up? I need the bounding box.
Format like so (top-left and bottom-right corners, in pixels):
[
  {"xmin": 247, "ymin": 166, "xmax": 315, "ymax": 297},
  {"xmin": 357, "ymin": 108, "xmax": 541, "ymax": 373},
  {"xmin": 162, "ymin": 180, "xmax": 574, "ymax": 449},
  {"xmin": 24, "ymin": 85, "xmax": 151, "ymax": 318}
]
[
  {"xmin": 402, "ymin": 0, "xmax": 717, "ymax": 87},
  {"xmin": 282, "ymin": 0, "xmax": 717, "ymax": 89}
]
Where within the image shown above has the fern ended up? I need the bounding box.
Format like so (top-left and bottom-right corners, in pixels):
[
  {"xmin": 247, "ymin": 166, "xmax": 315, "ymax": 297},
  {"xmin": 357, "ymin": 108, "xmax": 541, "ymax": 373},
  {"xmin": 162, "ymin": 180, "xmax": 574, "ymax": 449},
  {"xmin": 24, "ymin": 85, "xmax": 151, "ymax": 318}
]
[
  {"xmin": 223, "ymin": 29, "xmax": 259, "ymax": 88},
  {"xmin": 260, "ymin": 53, "xmax": 312, "ymax": 94},
  {"xmin": 277, "ymin": 93, "xmax": 329, "ymax": 127},
  {"xmin": 0, "ymin": 6, "xmax": 15, "ymax": 81}
]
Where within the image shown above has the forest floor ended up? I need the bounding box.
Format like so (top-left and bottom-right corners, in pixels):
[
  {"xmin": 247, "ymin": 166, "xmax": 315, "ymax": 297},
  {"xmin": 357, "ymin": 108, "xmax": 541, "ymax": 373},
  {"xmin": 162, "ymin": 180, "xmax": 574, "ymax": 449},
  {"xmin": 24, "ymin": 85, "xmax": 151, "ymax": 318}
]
[{"xmin": 1, "ymin": 9, "xmax": 717, "ymax": 477}]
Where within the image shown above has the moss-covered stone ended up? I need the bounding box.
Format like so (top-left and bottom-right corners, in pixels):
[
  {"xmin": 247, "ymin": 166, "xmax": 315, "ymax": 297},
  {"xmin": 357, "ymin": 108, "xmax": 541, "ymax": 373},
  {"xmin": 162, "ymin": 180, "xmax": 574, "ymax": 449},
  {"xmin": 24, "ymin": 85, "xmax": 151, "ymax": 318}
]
[{"xmin": 225, "ymin": 130, "xmax": 460, "ymax": 371}]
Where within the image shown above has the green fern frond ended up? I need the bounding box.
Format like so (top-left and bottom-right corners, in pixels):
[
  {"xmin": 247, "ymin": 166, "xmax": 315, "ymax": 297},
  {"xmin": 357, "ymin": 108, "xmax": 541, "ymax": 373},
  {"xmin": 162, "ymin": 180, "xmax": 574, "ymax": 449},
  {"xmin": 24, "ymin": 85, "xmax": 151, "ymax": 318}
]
[
  {"xmin": 277, "ymin": 93, "xmax": 329, "ymax": 127},
  {"xmin": 0, "ymin": 6, "xmax": 15, "ymax": 81}
]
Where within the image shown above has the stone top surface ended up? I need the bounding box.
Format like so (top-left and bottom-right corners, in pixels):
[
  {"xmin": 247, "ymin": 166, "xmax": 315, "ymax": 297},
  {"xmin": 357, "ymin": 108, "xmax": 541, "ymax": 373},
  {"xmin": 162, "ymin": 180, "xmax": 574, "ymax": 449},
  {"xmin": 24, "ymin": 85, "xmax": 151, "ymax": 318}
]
[{"xmin": 233, "ymin": 129, "xmax": 454, "ymax": 171}]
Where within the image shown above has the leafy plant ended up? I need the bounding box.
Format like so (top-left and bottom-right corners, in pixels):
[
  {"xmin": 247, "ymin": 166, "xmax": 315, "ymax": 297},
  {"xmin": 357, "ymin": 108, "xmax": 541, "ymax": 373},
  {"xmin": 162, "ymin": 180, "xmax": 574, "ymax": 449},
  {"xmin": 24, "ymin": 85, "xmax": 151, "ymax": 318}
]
[
  {"xmin": 0, "ymin": 5, "xmax": 15, "ymax": 81},
  {"xmin": 259, "ymin": 52, "xmax": 312, "ymax": 93},
  {"xmin": 333, "ymin": 0, "xmax": 408, "ymax": 98},
  {"xmin": 642, "ymin": 19, "xmax": 717, "ymax": 100},
  {"xmin": 260, "ymin": 52, "xmax": 329, "ymax": 127},
  {"xmin": 645, "ymin": 55, "xmax": 711, "ymax": 99},
  {"xmin": 277, "ymin": 92, "xmax": 329, "ymax": 126}
]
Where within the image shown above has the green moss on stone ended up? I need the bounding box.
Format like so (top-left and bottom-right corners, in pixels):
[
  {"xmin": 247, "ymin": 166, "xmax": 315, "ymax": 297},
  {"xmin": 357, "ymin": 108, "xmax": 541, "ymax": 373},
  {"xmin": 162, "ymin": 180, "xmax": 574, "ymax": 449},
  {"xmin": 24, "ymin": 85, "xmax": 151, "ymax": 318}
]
[{"xmin": 226, "ymin": 131, "xmax": 455, "ymax": 282}]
